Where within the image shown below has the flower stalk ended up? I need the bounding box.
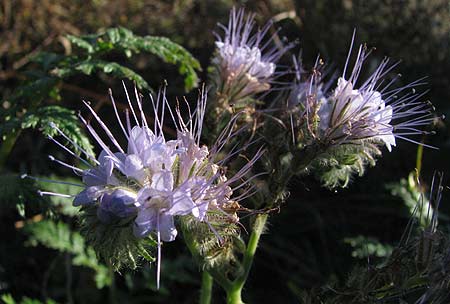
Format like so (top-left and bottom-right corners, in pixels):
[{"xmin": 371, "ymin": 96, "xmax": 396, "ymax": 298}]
[
  {"xmin": 199, "ymin": 271, "xmax": 213, "ymax": 304},
  {"xmin": 225, "ymin": 213, "xmax": 268, "ymax": 304}
]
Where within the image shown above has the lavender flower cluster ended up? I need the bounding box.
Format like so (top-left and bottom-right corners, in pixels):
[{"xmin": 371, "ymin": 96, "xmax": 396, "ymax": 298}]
[
  {"xmin": 44, "ymin": 88, "xmax": 259, "ymax": 287},
  {"xmin": 36, "ymin": 7, "xmax": 437, "ymax": 289},
  {"xmin": 288, "ymin": 39, "xmax": 435, "ymax": 151}
]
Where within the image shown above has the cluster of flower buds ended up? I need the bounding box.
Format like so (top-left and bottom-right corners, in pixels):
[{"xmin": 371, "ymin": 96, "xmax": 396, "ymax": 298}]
[
  {"xmin": 42, "ymin": 86, "xmax": 260, "ymax": 287},
  {"xmin": 281, "ymin": 37, "xmax": 437, "ymax": 187},
  {"xmin": 290, "ymin": 39, "xmax": 436, "ymax": 150},
  {"xmin": 211, "ymin": 7, "xmax": 293, "ymax": 111}
]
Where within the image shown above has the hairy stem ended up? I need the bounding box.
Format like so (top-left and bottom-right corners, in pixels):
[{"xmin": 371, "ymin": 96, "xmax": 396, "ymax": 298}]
[
  {"xmin": 181, "ymin": 222, "xmax": 232, "ymax": 291},
  {"xmin": 226, "ymin": 214, "xmax": 268, "ymax": 304}
]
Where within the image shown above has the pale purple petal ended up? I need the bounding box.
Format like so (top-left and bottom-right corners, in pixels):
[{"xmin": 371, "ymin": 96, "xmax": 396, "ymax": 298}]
[
  {"xmin": 151, "ymin": 170, "xmax": 174, "ymax": 192},
  {"xmin": 73, "ymin": 185, "xmax": 104, "ymax": 206},
  {"xmin": 168, "ymin": 184, "xmax": 196, "ymax": 216},
  {"xmin": 133, "ymin": 207, "xmax": 157, "ymax": 237},
  {"xmin": 123, "ymin": 154, "xmax": 146, "ymax": 182},
  {"xmin": 97, "ymin": 189, "xmax": 138, "ymax": 222},
  {"xmin": 158, "ymin": 214, "xmax": 177, "ymax": 242}
]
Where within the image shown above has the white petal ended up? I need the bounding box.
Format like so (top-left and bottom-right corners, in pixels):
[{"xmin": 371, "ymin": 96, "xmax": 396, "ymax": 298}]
[
  {"xmin": 151, "ymin": 170, "xmax": 174, "ymax": 192},
  {"xmin": 158, "ymin": 214, "xmax": 177, "ymax": 242},
  {"xmin": 169, "ymin": 186, "xmax": 196, "ymax": 216},
  {"xmin": 379, "ymin": 133, "xmax": 396, "ymax": 152},
  {"xmin": 133, "ymin": 208, "xmax": 157, "ymax": 238},
  {"xmin": 123, "ymin": 154, "xmax": 146, "ymax": 182}
]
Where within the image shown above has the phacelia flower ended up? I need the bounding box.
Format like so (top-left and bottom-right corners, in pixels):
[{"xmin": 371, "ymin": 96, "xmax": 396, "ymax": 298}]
[
  {"xmin": 290, "ymin": 39, "xmax": 436, "ymax": 151},
  {"xmin": 212, "ymin": 7, "xmax": 293, "ymax": 106},
  {"xmin": 39, "ymin": 84, "xmax": 261, "ymax": 288}
]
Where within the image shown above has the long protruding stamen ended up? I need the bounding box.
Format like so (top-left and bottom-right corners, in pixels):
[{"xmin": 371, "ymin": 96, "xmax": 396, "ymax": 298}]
[
  {"xmin": 394, "ymin": 135, "xmax": 437, "ymax": 149},
  {"xmin": 160, "ymin": 86, "xmax": 166, "ymax": 137},
  {"xmin": 109, "ymin": 88, "xmax": 130, "ymax": 140},
  {"xmin": 164, "ymin": 94, "xmax": 179, "ymax": 131},
  {"xmin": 44, "ymin": 81, "xmax": 265, "ymax": 293},
  {"xmin": 47, "ymin": 135, "xmax": 92, "ymax": 168},
  {"xmin": 156, "ymin": 214, "xmax": 161, "ymax": 290},
  {"xmin": 150, "ymin": 93, "xmax": 164, "ymax": 138},
  {"xmin": 123, "ymin": 81, "xmax": 140, "ymax": 126},
  {"xmin": 48, "ymin": 155, "xmax": 84, "ymax": 173},
  {"xmin": 78, "ymin": 115, "xmax": 121, "ymax": 163},
  {"xmin": 82, "ymin": 100, "xmax": 125, "ymax": 154},
  {"xmin": 125, "ymin": 109, "xmax": 132, "ymax": 135},
  {"xmin": 49, "ymin": 122, "xmax": 99, "ymax": 165},
  {"xmin": 342, "ymin": 29, "xmax": 356, "ymax": 79},
  {"xmin": 37, "ymin": 190, "xmax": 73, "ymax": 198},
  {"xmin": 22, "ymin": 174, "xmax": 84, "ymax": 187},
  {"xmin": 133, "ymin": 83, "xmax": 149, "ymax": 128}
]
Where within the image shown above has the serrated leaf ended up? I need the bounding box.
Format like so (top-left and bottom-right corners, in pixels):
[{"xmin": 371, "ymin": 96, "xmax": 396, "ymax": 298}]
[
  {"xmin": 0, "ymin": 173, "xmax": 48, "ymax": 216},
  {"xmin": 67, "ymin": 35, "xmax": 94, "ymax": 54},
  {"xmin": 67, "ymin": 27, "xmax": 201, "ymax": 91},
  {"xmin": 24, "ymin": 220, "xmax": 112, "ymax": 289},
  {"xmin": 106, "ymin": 27, "xmax": 132, "ymax": 44},
  {"xmin": 0, "ymin": 76, "xmax": 61, "ymax": 140},
  {"xmin": 53, "ymin": 59, "xmax": 150, "ymax": 90},
  {"xmin": 31, "ymin": 52, "xmax": 66, "ymax": 71},
  {"xmin": 132, "ymin": 35, "xmax": 201, "ymax": 91},
  {"xmin": 21, "ymin": 105, "xmax": 94, "ymax": 158}
]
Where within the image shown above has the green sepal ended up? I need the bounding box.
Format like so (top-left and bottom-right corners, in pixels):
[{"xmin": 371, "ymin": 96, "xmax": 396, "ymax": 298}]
[{"xmin": 79, "ymin": 205, "xmax": 156, "ymax": 271}]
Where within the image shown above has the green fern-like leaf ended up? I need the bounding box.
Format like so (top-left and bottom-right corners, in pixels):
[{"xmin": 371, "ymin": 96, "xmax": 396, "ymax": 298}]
[
  {"xmin": 1, "ymin": 294, "xmax": 58, "ymax": 304},
  {"xmin": 52, "ymin": 59, "xmax": 150, "ymax": 91},
  {"xmin": 20, "ymin": 105, "xmax": 94, "ymax": 158},
  {"xmin": 24, "ymin": 220, "xmax": 112, "ymax": 289},
  {"xmin": 0, "ymin": 77, "xmax": 60, "ymax": 138},
  {"xmin": 67, "ymin": 27, "xmax": 201, "ymax": 91},
  {"xmin": 66, "ymin": 35, "xmax": 95, "ymax": 54},
  {"xmin": 131, "ymin": 36, "xmax": 201, "ymax": 91},
  {"xmin": 0, "ymin": 174, "xmax": 48, "ymax": 217}
]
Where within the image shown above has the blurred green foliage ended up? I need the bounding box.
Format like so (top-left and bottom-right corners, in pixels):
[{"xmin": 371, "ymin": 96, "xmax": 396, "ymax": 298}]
[
  {"xmin": 1, "ymin": 294, "xmax": 57, "ymax": 304},
  {"xmin": 24, "ymin": 220, "xmax": 112, "ymax": 289}
]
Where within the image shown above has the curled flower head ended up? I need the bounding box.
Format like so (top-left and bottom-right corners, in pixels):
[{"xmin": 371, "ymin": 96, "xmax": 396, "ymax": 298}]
[
  {"xmin": 40, "ymin": 84, "xmax": 261, "ymax": 288},
  {"xmin": 290, "ymin": 38, "xmax": 436, "ymax": 152},
  {"xmin": 319, "ymin": 44, "xmax": 436, "ymax": 151},
  {"xmin": 282, "ymin": 37, "xmax": 438, "ymax": 188},
  {"xmin": 212, "ymin": 7, "xmax": 293, "ymax": 106}
]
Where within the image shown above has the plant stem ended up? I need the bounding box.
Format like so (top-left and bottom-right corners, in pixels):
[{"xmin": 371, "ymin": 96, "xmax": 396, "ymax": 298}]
[
  {"xmin": 416, "ymin": 141, "xmax": 424, "ymax": 178},
  {"xmin": 226, "ymin": 213, "xmax": 268, "ymax": 304},
  {"xmin": 199, "ymin": 271, "xmax": 213, "ymax": 304},
  {"xmin": 181, "ymin": 222, "xmax": 232, "ymax": 292},
  {"xmin": 238, "ymin": 214, "xmax": 268, "ymax": 286},
  {"xmin": 226, "ymin": 287, "xmax": 243, "ymax": 304}
]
